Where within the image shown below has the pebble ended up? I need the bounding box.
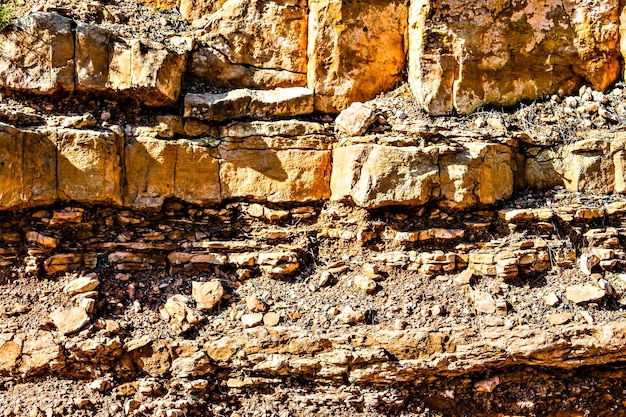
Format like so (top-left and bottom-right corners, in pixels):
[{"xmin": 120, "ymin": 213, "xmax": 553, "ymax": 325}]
[
  {"xmin": 337, "ymin": 305, "xmax": 365, "ymax": 324},
  {"xmin": 246, "ymin": 295, "xmax": 267, "ymax": 313},
  {"xmin": 263, "ymin": 312, "xmax": 280, "ymax": 327},
  {"xmin": 353, "ymin": 274, "xmax": 377, "ymax": 293},
  {"xmin": 580, "ymin": 311, "xmax": 594, "ymax": 325},
  {"xmin": 454, "ymin": 269, "xmax": 475, "ymax": 286},
  {"xmin": 543, "ymin": 292, "xmax": 560, "ymax": 307},
  {"xmin": 564, "ymin": 96, "xmax": 578, "ymax": 108},
  {"xmin": 241, "ymin": 313, "xmax": 264, "ymax": 328},
  {"xmin": 63, "ymin": 274, "xmax": 100, "ymax": 295},
  {"xmin": 89, "ymin": 379, "xmax": 111, "ymax": 392},
  {"xmin": 191, "ymin": 280, "xmax": 225, "ymax": 312},
  {"xmin": 548, "ymin": 312, "xmax": 572, "ymax": 325},
  {"xmin": 472, "ymin": 290, "xmax": 497, "ymax": 314}
]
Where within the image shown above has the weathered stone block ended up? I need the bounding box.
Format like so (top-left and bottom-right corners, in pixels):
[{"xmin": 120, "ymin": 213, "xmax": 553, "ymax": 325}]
[
  {"xmin": 189, "ymin": 0, "xmax": 307, "ymax": 89},
  {"xmin": 219, "ymin": 148, "xmax": 331, "ymax": 202},
  {"xmin": 409, "ymin": 0, "xmax": 621, "ymax": 115},
  {"xmin": 308, "ymin": 0, "xmax": 407, "ymax": 113},
  {"xmin": 184, "ymin": 88, "xmax": 314, "ymax": 122},
  {"xmin": 0, "ymin": 12, "xmax": 74, "ymax": 93},
  {"xmin": 330, "ymin": 144, "xmax": 439, "ymax": 208},
  {"xmin": 76, "ymin": 23, "xmax": 187, "ymax": 106},
  {"xmin": 56, "ymin": 129, "xmax": 123, "ymax": 206}
]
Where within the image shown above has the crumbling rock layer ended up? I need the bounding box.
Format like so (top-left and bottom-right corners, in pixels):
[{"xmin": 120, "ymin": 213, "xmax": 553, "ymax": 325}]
[{"xmin": 3, "ymin": 2, "xmax": 626, "ymax": 416}]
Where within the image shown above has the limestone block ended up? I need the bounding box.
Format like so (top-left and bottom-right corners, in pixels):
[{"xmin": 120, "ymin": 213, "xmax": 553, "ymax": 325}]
[
  {"xmin": 409, "ymin": 0, "xmax": 621, "ymax": 115},
  {"xmin": 561, "ymin": 138, "xmax": 614, "ymax": 194},
  {"xmin": 174, "ymin": 140, "xmax": 221, "ymax": 206},
  {"xmin": 124, "ymin": 137, "xmax": 177, "ymax": 208},
  {"xmin": 0, "ymin": 12, "xmax": 74, "ymax": 93},
  {"xmin": 0, "ymin": 126, "xmax": 57, "ymax": 210},
  {"xmin": 439, "ymin": 142, "xmax": 515, "ymax": 210},
  {"xmin": 76, "ymin": 23, "xmax": 187, "ymax": 106},
  {"xmin": 125, "ymin": 137, "xmax": 220, "ymax": 208},
  {"xmin": 184, "ymin": 88, "xmax": 314, "ymax": 122},
  {"xmin": 189, "ymin": 0, "xmax": 307, "ymax": 88},
  {"xmin": 190, "ymin": 48, "xmax": 306, "ymax": 89},
  {"xmin": 308, "ymin": 0, "xmax": 407, "ymax": 113},
  {"xmin": 56, "ymin": 129, "xmax": 123, "ymax": 206},
  {"xmin": 330, "ymin": 144, "xmax": 439, "ymax": 208},
  {"xmin": 219, "ymin": 148, "xmax": 331, "ymax": 202}
]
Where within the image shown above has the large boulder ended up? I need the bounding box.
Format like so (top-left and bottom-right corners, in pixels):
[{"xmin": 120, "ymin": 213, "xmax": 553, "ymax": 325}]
[
  {"xmin": 75, "ymin": 23, "xmax": 187, "ymax": 106},
  {"xmin": 307, "ymin": 0, "xmax": 407, "ymax": 113},
  {"xmin": 408, "ymin": 0, "xmax": 621, "ymax": 115},
  {"xmin": 0, "ymin": 12, "xmax": 74, "ymax": 93},
  {"xmin": 189, "ymin": 0, "xmax": 307, "ymax": 89}
]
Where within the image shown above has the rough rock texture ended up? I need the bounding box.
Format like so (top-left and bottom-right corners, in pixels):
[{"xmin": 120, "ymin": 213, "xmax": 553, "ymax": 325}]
[
  {"xmin": 124, "ymin": 137, "xmax": 221, "ymax": 208},
  {"xmin": 75, "ymin": 23, "xmax": 188, "ymax": 106},
  {"xmin": 0, "ymin": 12, "xmax": 74, "ymax": 93},
  {"xmin": 331, "ymin": 142, "xmax": 515, "ymax": 209},
  {"xmin": 190, "ymin": 0, "xmax": 307, "ymax": 88},
  {"xmin": 55, "ymin": 129, "xmax": 124, "ymax": 206},
  {"xmin": 307, "ymin": 0, "xmax": 407, "ymax": 113},
  {"xmin": 184, "ymin": 88, "xmax": 314, "ymax": 122},
  {"xmin": 408, "ymin": 0, "xmax": 621, "ymax": 115}
]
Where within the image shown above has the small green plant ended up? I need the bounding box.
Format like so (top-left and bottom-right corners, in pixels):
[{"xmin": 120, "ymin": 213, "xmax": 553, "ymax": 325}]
[{"xmin": 0, "ymin": 1, "xmax": 13, "ymax": 32}]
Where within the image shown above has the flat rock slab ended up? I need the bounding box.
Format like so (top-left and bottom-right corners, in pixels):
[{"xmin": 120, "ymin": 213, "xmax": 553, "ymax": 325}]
[{"xmin": 184, "ymin": 87, "xmax": 314, "ymax": 122}]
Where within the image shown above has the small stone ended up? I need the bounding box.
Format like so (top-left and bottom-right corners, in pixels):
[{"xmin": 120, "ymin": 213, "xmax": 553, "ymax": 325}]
[
  {"xmin": 580, "ymin": 253, "xmax": 600, "ymax": 275},
  {"xmin": 566, "ymin": 284, "xmax": 606, "ymax": 305},
  {"xmin": 337, "ymin": 305, "xmax": 365, "ymax": 324},
  {"xmin": 169, "ymin": 351, "xmax": 212, "ymax": 378},
  {"xmin": 487, "ymin": 117, "xmax": 505, "ymax": 131},
  {"xmin": 454, "ymin": 269, "xmax": 475, "ymax": 286},
  {"xmin": 318, "ymin": 271, "xmax": 332, "ymax": 287},
  {"xmin": 263, "ymin": 312, "xmax": 280, "ymax": 327},
  {"xmin": 475, "ymin": 376, "xmax": 500, "ymax": 393},
  {"xmin": 124, "ymin": 399, "xmax": 140, "ymax": 415},
  {"xmin": 579, "ymin": 311, "xmax": 594, "ymax": 325},
  {"xmin": 241, "ymin": 313, "xmax": 264, "ymax": 328},
  {"xmin": 191, "ymin": 280, "xmax": 225, "ymax": 312},
  {"xmin": 474, "ymin": 116, "xmax": 486, "ymax": 128},
  {"xmin": 472, "ymin": 291, "xmax": 497, "ymax": 314},
  {"xmin": 246, "ymin": 296, "xmax": 267, "ymax": 313},
  {"xmin": 543, "ymin": 292, "xmax": 560, "ymax": 307},
  {"xmin": 597, "ymin": 278, "xmax": 615, "ymax": 296},
  {"xmin": 63, "ymin": 274, "xmax": 100, "ymax": 295},
  {"xmin": 565, "ymin": 96, "xmax": 578, "ymax": 108},
  {"xmin": 50, "ymin": 307, "xmax": 90, "ymax": 335},
  {"xmin": 100, "ymin": 110, "xmax": 111, "ymax": 121},
  {"xmin": 79, "ymin": 298, "xmax": 95, "ymax": 314},
  {"xmin": 362, "ymin": 263, "xmax": 380, "ymax": 279},
  {"xmin": 89, "ymin": 379, "xmax": 111, "ymax": 392},
  {"xmin": 335, "ymin": 102, "xmax": 376, "ymax": 136},
  {"xmin": 548, "ymin": 312, "xmax": 572, "ymax": 325},
  {"xmin": 162, "ymin": 295, "xmax": 203, "ymax": 335},
  {"xmin": 353, "ymin": 275, "xmax": 377, "ymax": 293}
]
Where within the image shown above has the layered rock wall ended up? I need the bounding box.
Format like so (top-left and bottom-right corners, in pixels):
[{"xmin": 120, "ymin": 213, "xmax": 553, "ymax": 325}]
[{"xmin": 2, "ymin": 1, "xmax": 626, "ymax": 114}]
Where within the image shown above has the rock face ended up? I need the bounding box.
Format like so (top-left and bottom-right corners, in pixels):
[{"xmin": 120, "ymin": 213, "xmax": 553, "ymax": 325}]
[
  {"xmin": 75, "ymin": 23, "xmax": 187, "ymax": 106},
  {"xmin": 124, "ymin": 137, "xmax": 221, "ymax": 208},
  {"xmin": 0, "ymin": 12, "xmax": 74, "ymax": 93},
  {"xmin": 56, "ymin": 129, "xmax": 124, "ymax": 206},
  {"xmin": 331, "ymin": 142, "xmax": 515, "ymax": 209},
  {"xmin": 0, "ymin": 13, "xmax": 186, "ymax": 105},
  {"xmin": 408, "ymin": 0, "xmax": 621, "ymax": 115},
  {"xmin": 189, "ymin": 0, "xmax": 307, "ymax": 89},
  {"xmin": 307, "ymin": 0, "xmax": 407, "ymax": 113}
]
